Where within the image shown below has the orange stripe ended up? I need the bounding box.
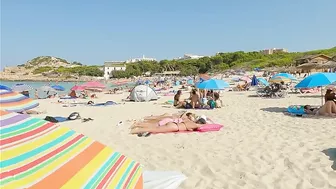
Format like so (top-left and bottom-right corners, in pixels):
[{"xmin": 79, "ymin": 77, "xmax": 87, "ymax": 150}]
[
  {"xmin": 0, "ymin": 92, "xmax": 20, "ymax": 97},
  {"xmin": 0, "ymin": 110, "xmax": 10, "ymax": 116},
  {"xmin": 1, "ymin": 98, "xmax": 33, "ymax": 107},
  {"xmin": 28, "ymin": 141, "xmax": 104, "ymax": 189},
  {"xmin": 134, "ymin": 175, "xmax": 143, "ymax": 189}
]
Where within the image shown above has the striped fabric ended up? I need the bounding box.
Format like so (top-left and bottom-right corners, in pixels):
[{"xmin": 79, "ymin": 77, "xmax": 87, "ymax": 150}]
[
  {"xmin": 0, "ymin": 110, "xmax": 143, "ymax": 189},
  {"xmin": 269, "ymin": 76, "xmax": 291, "ymax": 83},
  {"xmin": 0, "ymin": 90, "xmax": 39, "ymax": 112}
]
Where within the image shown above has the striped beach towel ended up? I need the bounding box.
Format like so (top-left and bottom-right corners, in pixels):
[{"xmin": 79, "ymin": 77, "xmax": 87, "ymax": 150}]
[{"xmin": 0, "ymin": 110, "xmax": 143, "ymax": 189}]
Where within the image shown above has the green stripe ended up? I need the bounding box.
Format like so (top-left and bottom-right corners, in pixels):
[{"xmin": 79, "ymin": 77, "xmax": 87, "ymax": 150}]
[
  {"xmin": 1, "ymin": 120, "xmax": 45, "ymax": 139},
  {"xmin": 1, "ymin": 136, "xmax": 88, "ymax": 186},
  {"xmin": 125, "ymin": 166, "xmax": 142, "ymax": 189},
  {"xmin": 91, "ymin": 153, "xmax": 122, "ymax": 189}
]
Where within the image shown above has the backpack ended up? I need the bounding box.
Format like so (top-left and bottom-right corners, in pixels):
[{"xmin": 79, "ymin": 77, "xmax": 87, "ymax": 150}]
[{"xmin": 44, "ymin": 116, "xmax": 59, "ymax": 123}]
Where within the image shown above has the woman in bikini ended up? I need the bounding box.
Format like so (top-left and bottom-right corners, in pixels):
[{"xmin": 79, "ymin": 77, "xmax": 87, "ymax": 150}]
[
  {"xmin": 130, "ymin": 113, "xmax": 203, "ymax": 134},
  {"xmin": 304, "ymin": 101, "xmax": 336, "ymax": 116}
]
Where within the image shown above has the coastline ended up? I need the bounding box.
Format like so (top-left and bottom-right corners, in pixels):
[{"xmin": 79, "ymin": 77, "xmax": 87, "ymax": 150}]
[{"xmin": 0, "ymin": 74, "xmax": 99, "ymax": 82}]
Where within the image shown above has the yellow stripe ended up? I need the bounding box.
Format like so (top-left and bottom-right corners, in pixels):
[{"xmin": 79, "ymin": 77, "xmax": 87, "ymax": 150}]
[
  {"xmin": 60, "ymin": 147, "xmax": 113, "ymax": 189},
  {"xmin": 127, "ymin": 168, "xmax": 142, "ymax": 189},
  {"xmin": 6, "ymin": 138, "xmax": 93, "ymax": 189},
  {"xmin": 107, "ymin": 158, "xmax": 132, "ymax": 188},
  {"xmin": 2, "ymin": 127, "xmax": 69, "ymax": 159}
]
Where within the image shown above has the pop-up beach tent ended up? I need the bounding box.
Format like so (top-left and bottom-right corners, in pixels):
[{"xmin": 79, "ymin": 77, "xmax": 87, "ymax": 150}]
[
  {"xmin": 0, "ymin": 110, "xmax": 187, "ymax": 189},
  {"xmin": 129, "ymin": 85, "xmax": 158, "ymax": 102}
]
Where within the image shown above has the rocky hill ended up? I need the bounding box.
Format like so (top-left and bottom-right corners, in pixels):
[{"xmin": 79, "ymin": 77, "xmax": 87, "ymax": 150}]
[{"xmin": 23, "ymin": 56, "xmax": 72, "ymax": 68}]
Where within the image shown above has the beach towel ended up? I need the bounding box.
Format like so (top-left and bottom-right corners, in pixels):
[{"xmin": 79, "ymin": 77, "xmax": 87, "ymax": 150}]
[
  {"xmin": 154, "ymin": 123, "xmax": 223, "ymax": 134},
  {"xmin": 93, "ymin": 101, "xmax": 118, "ymax": 106},
  {"xmin": 287, "ymin": 105, "xmax": 306, "ymax": 116}
]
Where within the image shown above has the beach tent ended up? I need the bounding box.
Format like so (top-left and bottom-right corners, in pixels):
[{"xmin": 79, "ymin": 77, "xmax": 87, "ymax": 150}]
[
  {"xmin": 0, "ymin": 89, "xmax": 39, "ymax": 112},
  {"xmin": 0, "ymin": 110, "xmax": 143, "ymax": 188},
  {"xmin": 130, "ymin": 85, "xmax": 158, "ymax": 102}
]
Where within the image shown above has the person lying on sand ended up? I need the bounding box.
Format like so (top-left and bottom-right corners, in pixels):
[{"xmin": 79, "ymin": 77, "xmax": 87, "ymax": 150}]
[
  {"xmin": 20, "ymin": 110, "xmax": 46, "ymax": 115},
  {"xmin": 130, "ymin": 112, "xmax": 206, "ymax": 135},
  {"xmin": 304, "ymin": 101, "xmax": 336, "ymax": 116}
]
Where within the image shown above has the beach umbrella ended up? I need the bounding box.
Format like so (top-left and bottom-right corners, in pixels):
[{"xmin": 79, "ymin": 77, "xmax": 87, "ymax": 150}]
[
  {"xmin": 71, "ymin": 85, "xmax": 86, "ymax": 91},
  {"xmin": 295, "ymin": 72, "xmax": 336, "ymax": 104},
  {"xmin": 11, "ymin": 83, "xmax": 33, "ymax": 92},
  {"xmin": 0, "ymin": 84, "xmax": 12, "ymax": 91},
  {"xmin": 0, "ymin": 110, "xmax": 144, "ymax": 188},
  {"xmin": 0, "ymin": 89, "xmax": 39, "ymax": 112},
  {"xmin": 269, "ymin": 76, "xmax": 291, "ymax": 84},
  {"xmin": 196, "ymin": 79, "xmax": 230, "ymax": 90},
  {"xmin": 240, "ymin": 76, "xmax": 252, "ymax": 83},
  {"xmin": 39, "ymin": 86, "xmax": 56, "ymax": 92},
  {"xmin": 273, "ymin": 73, "xmax": 297, "ymax": 80},
  {"xmin": 51, "ymin": 85, "xmax": 65, "ymax": 91},
  {"xmin": 82, "ymin": 81, "xmax": 105, "ymax": 89},
  {"xmin": 251, "ymin": 75, "xmax": 258, "ymax": 86},
  {"xmin": 257, "ymin": 78, "xmax": 270, "ymax": 86}
]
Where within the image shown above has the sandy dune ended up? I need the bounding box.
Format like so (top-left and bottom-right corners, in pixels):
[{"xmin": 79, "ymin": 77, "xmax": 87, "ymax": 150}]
[{"xmin": 35, "ymin": 89, "xmax": 335, "ymax": 189}]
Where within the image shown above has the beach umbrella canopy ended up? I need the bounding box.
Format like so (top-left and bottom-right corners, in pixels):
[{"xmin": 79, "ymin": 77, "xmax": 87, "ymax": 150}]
[
  {"xmin": 71, "ymin": 85, "xmax": 86, "ymax": 91},
  {"xmin": 240, "ymin": 76, "xmax": 252, "ymax": 83},
  {"xmin": 257, "ymin": 78, "xmax": 270, "ymax": 86},
  {"xmin": 196, "ymin": 79, "xmax": 229, "ymax": 90},
  {"xmin": 0, "ymin": 110, "xmax": 144, "ymax": 188},
  {"xmin": 11, "ymin": 83, "xmax": 33, "ymax": 92},
  {"xmin": 82, "ymin": 81, "xmax": 105, "ymax": 89},
  {"xmin": 251, "ymin": 75, "xmax": 258, "ymax": 86},
  {"xmin": 273, "ymin": 73, "xmax": 297, "ymax": 80},
  {"xmin": 51, "ymin": 85, "xmax": 65, "ymax": 91},
  {"xmin": 39, "ymin": 86, "xmax": 56, "ymax": 92},
  {"xmin": 295, "ymin": 73, "xmax": 336, "ymax": 88},
  {"xmin": 0, "ymin": 84, "xmax": 12, "ymax": 91},
  {"xmin": 269, "ymin": 76, "xmax": 291, "ymax": 83},
  {"xmin": 0, "ymin": 89, "xmax": 39, "ymax": 112}
]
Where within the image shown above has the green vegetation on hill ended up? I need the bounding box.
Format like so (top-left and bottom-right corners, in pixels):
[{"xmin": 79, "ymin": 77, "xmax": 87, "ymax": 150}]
[
  {"xmin": 110, "ymin": 47, "xmax": 336, "ymax": 78},
  {"xmin": 32, "ymin": 66, "xmax": 103, "ymax": 77},
  {"xmin": 27, "ymin": 56, "xmax": 69, "ymax": 66}
]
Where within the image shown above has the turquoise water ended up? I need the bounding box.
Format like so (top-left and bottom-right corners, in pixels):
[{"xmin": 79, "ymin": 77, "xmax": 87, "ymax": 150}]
[{"xmin": 0, "ymin": 80, "xmax": 135, "ymax": 98}]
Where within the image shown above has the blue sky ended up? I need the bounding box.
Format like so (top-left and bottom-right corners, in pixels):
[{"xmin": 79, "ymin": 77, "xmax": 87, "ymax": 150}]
[{"xmin": 1, "ymin": 0, "xmax": 335, "ymax": 67}]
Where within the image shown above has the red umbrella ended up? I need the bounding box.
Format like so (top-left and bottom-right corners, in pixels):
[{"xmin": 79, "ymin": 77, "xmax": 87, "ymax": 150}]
[
  {"xmin": 81, "ymin": 81, "xmax": 105, "ymax": 89},
  {"xmin": 71, "ymin": 85, "xmax": 86, "ymax": 91}
]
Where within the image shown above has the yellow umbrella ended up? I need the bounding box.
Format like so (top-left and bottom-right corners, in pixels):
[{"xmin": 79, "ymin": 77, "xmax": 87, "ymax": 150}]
[{"xmin": 269, "ymin": 76, "xmax": 291, "ymax": 83}]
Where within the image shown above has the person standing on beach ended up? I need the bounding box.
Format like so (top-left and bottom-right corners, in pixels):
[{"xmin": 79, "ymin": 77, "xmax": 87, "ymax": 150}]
[{"xmin": 34, "ymin": 89, "xmax": 39, "ymax": 99}]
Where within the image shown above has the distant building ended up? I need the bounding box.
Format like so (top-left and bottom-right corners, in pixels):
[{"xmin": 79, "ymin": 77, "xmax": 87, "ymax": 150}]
[
  {"xmin": 174, "ymin": 54, "xmax": 205, "ymax": 60},
  {"xmin": 103, "ymin": 61, "xmax": 126, "ymax": 79},
  {"xmin": 125, "ymin": 55, "xmax": 156, "ymax": 63},
  {"xmin": 260, "ymin": 48, "xmax": 288, "ymax": 55}
]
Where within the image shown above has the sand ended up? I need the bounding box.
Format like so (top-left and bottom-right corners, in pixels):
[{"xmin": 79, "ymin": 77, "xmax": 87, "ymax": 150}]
[{"xmin": 34, "ymin": 89, "xmax": 335, "ymax": 189}]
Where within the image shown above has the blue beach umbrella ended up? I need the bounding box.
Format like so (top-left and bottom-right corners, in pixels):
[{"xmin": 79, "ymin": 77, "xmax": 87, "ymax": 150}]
[
  {"xmin": 251, "ymin": 75, "xmax": 258, "ymax": 86},
  {"xmin": 295, "ymin": 72, "xmax": 336, "ymax": 104},
  {"xmin": 51, "ymin": 85, "xmax": 65, "ymax": 91},
  {"xmin": 273, "ymin": 73, "xmax": 297, "ymax": 80},
  {"xmin": 257, "ymin": 78, "xmax": 270, "ymax": 86},
  {"xmin": 196, "ymin": 79, "xmax": 230, "ymax": 90},
  {"xmin": 0, "ymin": 84, "xmax": 12, "ymax": 91}
]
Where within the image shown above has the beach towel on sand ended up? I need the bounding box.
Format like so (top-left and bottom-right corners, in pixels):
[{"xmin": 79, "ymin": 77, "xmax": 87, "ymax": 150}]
[
  {"xmin": 153, "ymin": 124, "xmax": 223, "ymax": 134},
  {"xmin": 287, "ymin": 105, "xmax": 306, "ymax": 116}
]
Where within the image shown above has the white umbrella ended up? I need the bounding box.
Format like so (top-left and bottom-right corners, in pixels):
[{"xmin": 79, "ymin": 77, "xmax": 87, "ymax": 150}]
[
  {"xmin": 12, "ymin": 83, "xmax": 33, "ymax": 92},
  {"xmin": 39, "ymin": 86, "xmax": 56, "ymax": 92}
]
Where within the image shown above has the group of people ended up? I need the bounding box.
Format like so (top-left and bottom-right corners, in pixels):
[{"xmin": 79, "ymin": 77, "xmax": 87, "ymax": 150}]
[
  {"xmin": 304, "ymin": 88, "xmax": 336, "ymax": 116},
  {"xmin": 173, "ymin": 88, "xmax": 223, "ymax": 109},
  {"xmin": 130, "ymin": 112, "xmax": 209, "ymax": 136}
]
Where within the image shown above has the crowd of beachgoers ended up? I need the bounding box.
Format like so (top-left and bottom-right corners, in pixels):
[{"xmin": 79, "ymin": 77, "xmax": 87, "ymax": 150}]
[{"xmin": 0, "ymin": 70, "xmax": 335, "ymax": 188}]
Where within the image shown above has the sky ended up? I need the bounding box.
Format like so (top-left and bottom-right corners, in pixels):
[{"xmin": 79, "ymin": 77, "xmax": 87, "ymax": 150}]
[{"xmin": 1, "ymin": 0, "xmax": 336, "ymax": 67}]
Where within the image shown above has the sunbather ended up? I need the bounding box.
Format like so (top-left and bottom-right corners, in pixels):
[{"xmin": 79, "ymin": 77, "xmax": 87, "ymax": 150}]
[
  {"xmin": 304, "ymin": 101, "xmax": 336, "ymax": 116},
  {"xmin": 130, "ymin": 112, "xmax": 204, "ymax": 134}
]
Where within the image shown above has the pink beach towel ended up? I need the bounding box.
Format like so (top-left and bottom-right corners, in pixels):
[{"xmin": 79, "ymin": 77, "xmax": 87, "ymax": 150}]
[{"xmin": 153, "ymin": 123, "xmax": 223, "ymax": 134}]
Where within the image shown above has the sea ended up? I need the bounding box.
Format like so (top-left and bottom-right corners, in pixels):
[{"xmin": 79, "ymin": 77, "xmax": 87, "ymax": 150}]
[{"xmin": 0, "ymin": 80, "xmax": 134, "ymax": 98}]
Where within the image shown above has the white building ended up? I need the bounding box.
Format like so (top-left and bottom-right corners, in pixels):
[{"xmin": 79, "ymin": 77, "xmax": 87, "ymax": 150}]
[
  {"xmin": 125, "ymin": 55, "xmax": 156, "ymax": 63},
  {"xmin": 174, "ymin": 54, "xmax": 205, "ymax": 60},
  {"xmin": 260, "ymin": 48, "xmax": 288, "ymax": 55},
  {"xmin": 103, "ymin": 61, "xmax": 126, "ymax": 79}
]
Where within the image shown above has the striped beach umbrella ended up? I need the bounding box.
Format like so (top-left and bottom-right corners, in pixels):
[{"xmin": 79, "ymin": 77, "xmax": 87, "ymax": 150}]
[
  {"xmin": 269, "ymin": 76, "xmax": 291, "ymax": 83},
  {"xmin": 12, "ymin": 83, "xmax": 33, "ymax": 92},
  {"xmin": 0, "ymin": 110, "xmax": 143, "ymax": 189},
  {"xmin": 0, "ymin": 89, "xmax": 39, "ymax": 112}
]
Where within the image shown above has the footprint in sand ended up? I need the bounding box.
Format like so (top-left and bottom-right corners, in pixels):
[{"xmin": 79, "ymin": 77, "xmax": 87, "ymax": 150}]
[
  {"xmin": 309, "ymin": 169, "xmax": 325, "ymax": 188},
  {"xmin": 328, "ymin": 171, "xmax": 336, "ymax": 187}
]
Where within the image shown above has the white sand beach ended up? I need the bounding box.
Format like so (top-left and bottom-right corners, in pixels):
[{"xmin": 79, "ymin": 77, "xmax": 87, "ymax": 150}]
[{"xmin": 34, "ymin": 89, "xmax": 335, "ymax": 189}]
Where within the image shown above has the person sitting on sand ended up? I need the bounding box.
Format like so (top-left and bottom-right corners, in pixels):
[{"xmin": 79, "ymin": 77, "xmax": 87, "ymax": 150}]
[
  {"xmin": 69, "ymin": 90, "xmax": 77, "ymax": 98},
  {"xmin": 325, "ymin": 89, "xmax": 336, "ymax": 103},
  {"xmin": 304, "ymin": 101, "xmax": 336, "ymax": 116},
  {"xmin": 189, "ymin": 89, "xmax": 200, "ymax": 109},
  {"xmin": 130, "ymin": 112, "xmax": 205, "ymax": 135},
  {"xmin": 237, "ymin": 81, "xmax": 248, "ymax": 91},
  {"xmin": 173, "ymin": 90, "xmax": 186, "ymax": 108}
]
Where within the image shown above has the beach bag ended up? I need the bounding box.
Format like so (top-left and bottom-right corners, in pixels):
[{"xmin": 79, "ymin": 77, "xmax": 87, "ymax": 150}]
[
  {"xmin": 44, "ymin": 116, "xmax": 59, "ymax": 123},
  {"xmin": 68, "ymin": 112, "xmax": 81, "ymax": 120}
]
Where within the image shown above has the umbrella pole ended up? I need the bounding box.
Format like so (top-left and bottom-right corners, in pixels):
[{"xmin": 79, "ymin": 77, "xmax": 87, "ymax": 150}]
[{"xmin": 321, "ymin": 87, "xmax": 323, "ymax": 105}]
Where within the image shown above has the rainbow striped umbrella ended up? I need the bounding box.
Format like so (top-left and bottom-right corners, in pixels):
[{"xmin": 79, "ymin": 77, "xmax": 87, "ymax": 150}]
[
  {"xmin": 0, "ymin": 90, "xmax": 39, "ymax": 112},
  {"xmin": 269, "ymin": 76, "xmax": 291, "ymax": 84},
  {"xmin": 0, "ymin": 110, "xmax": 143, "ymax": 189}
]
